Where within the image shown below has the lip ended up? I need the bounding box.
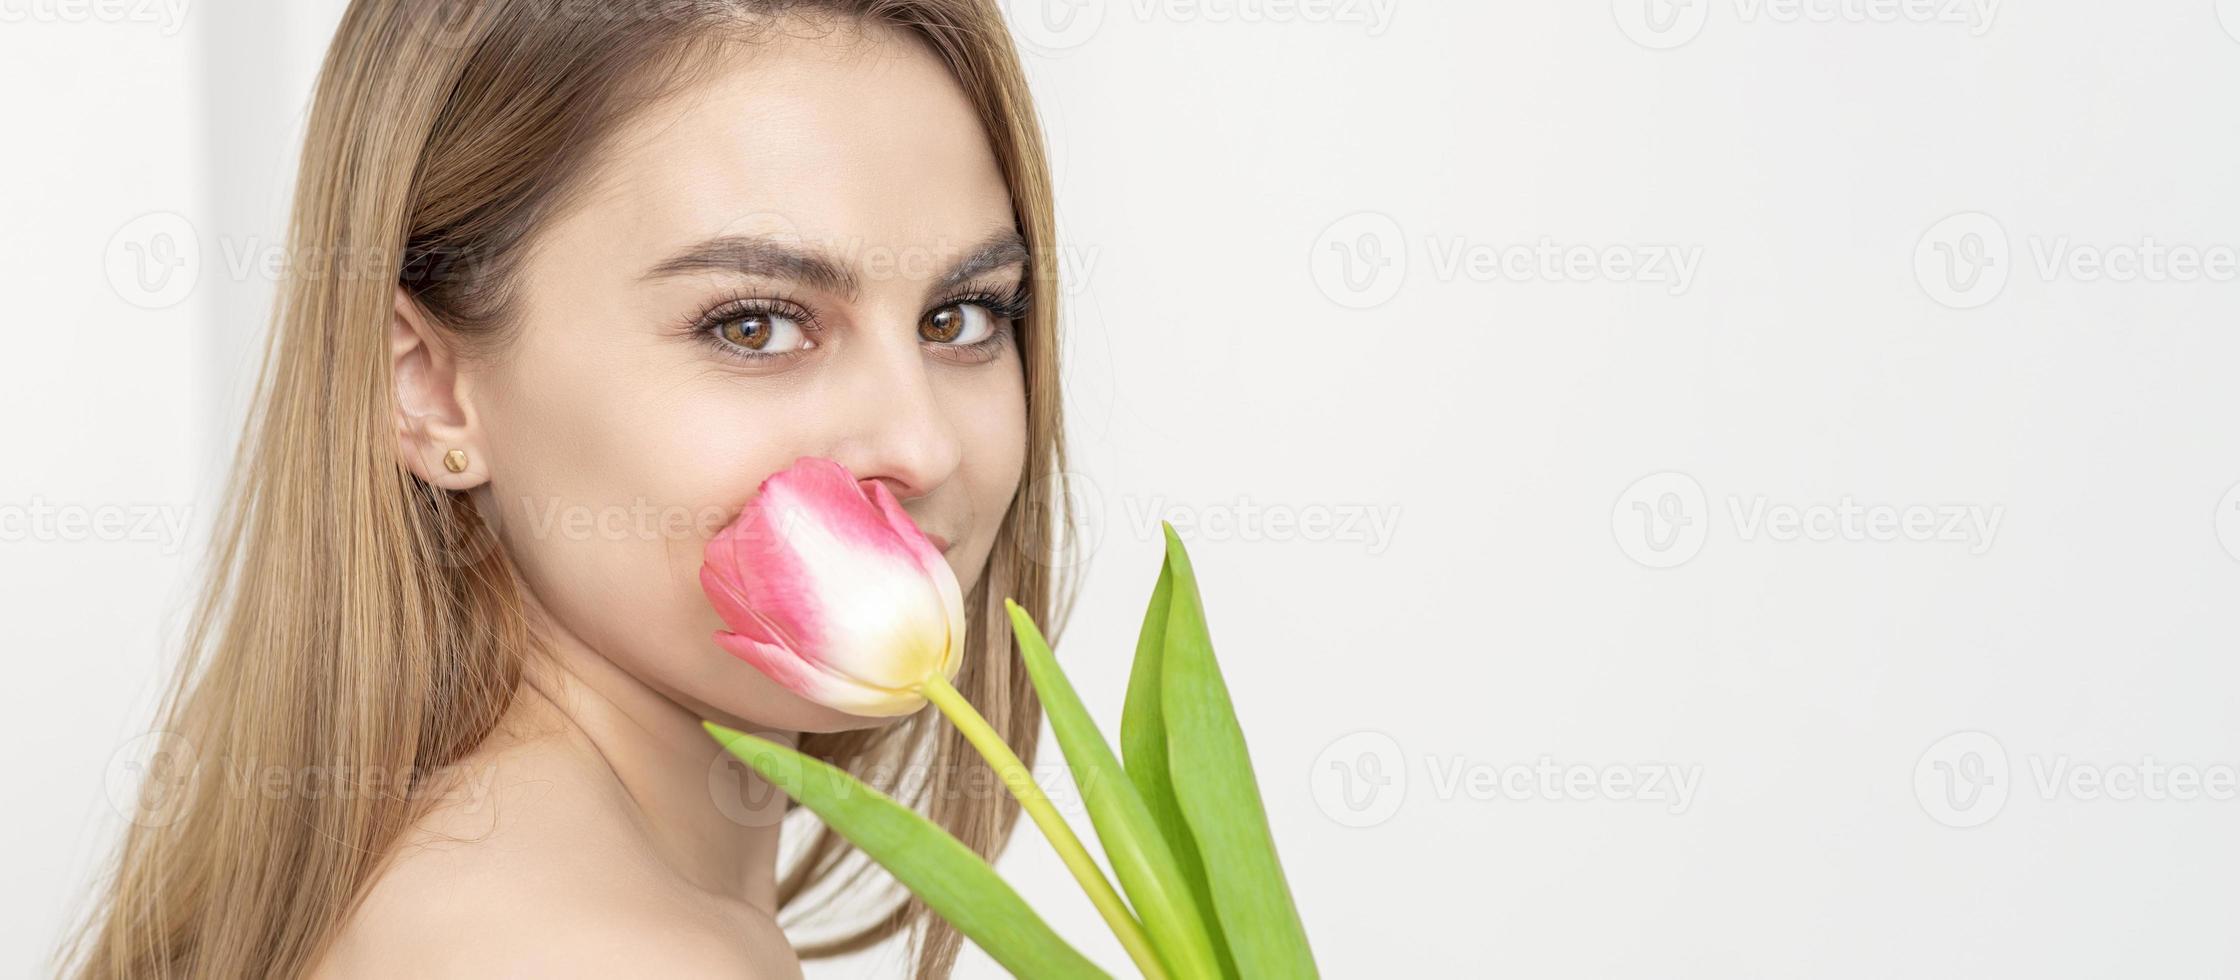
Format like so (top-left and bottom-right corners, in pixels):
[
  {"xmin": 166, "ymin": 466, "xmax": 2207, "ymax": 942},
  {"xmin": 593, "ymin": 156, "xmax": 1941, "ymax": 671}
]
[{"xmin": 924, "ymin": 532, "xmax": 952, "ymax": 553}]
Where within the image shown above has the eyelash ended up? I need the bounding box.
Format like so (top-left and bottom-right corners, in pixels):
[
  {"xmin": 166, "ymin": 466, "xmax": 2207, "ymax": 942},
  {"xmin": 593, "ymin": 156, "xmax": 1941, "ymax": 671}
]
[{"xmin": 687, "ymin": 284, "xmax": 1030, "ymax": 365}]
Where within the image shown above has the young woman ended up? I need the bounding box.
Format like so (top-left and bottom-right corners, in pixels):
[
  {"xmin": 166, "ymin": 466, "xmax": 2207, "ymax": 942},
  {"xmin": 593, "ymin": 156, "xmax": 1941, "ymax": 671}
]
[{"xmin": 60, "ymin": 1, "xmax": 1073, "ymax": 976}]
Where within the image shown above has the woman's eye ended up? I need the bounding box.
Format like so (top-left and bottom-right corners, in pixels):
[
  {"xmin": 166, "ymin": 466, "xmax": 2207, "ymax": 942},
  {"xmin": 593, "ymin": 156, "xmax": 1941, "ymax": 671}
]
[
  {"xmin": 920, "ymin": 303, "xmax": 997, "ymax": 346},
  {"xmin": 713, "ymin": 310, "xmax": 812, "ymax": 355}
]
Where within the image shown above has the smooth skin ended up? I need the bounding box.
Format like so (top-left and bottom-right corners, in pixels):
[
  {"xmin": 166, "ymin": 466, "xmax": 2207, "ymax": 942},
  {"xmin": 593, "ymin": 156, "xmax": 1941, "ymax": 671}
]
[{"xmin": 314, "ymin": 16, "xmax": 1029, "ymax": 978}]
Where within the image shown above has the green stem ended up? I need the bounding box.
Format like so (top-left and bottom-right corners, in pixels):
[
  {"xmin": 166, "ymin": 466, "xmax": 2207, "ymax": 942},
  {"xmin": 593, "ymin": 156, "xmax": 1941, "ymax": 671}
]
[{"xmin": 920, "ymin": 672, "xmax": 1170, "ymax": 980}]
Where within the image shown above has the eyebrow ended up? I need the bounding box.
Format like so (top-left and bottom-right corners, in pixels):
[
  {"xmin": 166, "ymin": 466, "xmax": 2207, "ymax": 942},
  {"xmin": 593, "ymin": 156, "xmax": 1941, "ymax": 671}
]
[
  {"xmin": 639, "ymin": 228, "xmax": 1030, "ymax": 298},
  {"xmin": 936, "ymin": 231, "xmax": 1030, "ymax": 291}
]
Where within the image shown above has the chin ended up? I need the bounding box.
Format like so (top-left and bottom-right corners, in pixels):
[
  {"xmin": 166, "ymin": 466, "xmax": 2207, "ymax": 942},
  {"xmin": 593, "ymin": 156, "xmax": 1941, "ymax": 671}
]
[
  {"xmin": 709, "ymin": 693, "xmax": 925, "ymax": 736},
  {"xmin": 788, "ymin": 701, "xmax": 924, "ymax": 735}
]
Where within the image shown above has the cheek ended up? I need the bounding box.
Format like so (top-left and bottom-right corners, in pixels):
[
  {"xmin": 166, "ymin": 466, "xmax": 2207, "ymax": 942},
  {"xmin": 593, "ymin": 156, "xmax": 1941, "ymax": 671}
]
[
  {"xmin": 477, "ymin": 328, "xmax": 898, "ymax": 731},
  {"xmin": 942, "ymin": 360, "xmax": 1030, "ymax": 594},
  {"xmin": 476, "ymin": 336, "xmax": 795, "ymax": 689}
]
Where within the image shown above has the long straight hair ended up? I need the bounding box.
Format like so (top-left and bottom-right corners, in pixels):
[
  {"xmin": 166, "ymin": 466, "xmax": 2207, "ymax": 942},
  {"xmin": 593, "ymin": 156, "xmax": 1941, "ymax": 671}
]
[{"xmin": 57, "ymin": 2, "xmax": 1073, "ymax": 976}]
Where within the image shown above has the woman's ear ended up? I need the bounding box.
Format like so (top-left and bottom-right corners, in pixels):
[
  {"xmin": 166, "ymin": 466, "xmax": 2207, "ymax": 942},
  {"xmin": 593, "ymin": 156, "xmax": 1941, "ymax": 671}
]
[{"xmin": 391, "ymin": 285, "xmax": 486, "ymax": 488}]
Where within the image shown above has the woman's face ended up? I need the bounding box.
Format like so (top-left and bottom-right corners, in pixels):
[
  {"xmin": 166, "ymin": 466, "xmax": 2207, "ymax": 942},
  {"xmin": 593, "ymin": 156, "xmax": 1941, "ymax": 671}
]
[{"xmin": 456, "ymin": 21, "xmax": 1028, "ymax": 732}]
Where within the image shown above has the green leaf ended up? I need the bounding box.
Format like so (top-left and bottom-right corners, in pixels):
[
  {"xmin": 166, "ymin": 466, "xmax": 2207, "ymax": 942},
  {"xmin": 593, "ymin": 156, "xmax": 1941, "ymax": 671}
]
[
  {"xmin": 1121, "ymin": 548, "xmax": 1239, "ymax": 979},
  {"xmin": 1006, "ymin": 599, "xmax": 1226, "ymax": 980},
  {"xmin": 702, "ymin": 722, "xmax": 1110, "ymax": 980},
  {"xmin": 1157, "ymin": 524, "xmax": 1321, "ymax": 978}
]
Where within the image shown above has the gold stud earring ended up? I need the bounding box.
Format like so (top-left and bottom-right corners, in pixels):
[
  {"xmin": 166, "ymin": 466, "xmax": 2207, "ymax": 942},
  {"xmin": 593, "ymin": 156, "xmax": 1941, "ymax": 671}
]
[{"xmin": 443, "ymin": 449, "xmax": 469, "ymax": 474}]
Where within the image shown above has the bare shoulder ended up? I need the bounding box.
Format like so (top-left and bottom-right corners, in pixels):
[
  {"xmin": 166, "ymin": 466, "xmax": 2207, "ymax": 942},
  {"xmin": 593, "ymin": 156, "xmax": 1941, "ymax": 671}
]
[
  {"xmin": 309, "ymin": 739, "xmax": 800, "ymax": 979},
  {"xmin": 318, "ymin": 893, "xmax": 786, "ymax": 979},
  {"xmin": 318, "ymin": 890, "xmax": 788, "ymax": 979}
]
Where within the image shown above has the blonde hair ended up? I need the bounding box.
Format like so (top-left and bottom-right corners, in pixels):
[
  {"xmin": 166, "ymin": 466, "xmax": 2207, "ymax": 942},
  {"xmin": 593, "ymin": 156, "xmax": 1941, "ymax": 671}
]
[{"xmin": 57, "ymin": 1, "xmax": 1071, "ymax": 976}]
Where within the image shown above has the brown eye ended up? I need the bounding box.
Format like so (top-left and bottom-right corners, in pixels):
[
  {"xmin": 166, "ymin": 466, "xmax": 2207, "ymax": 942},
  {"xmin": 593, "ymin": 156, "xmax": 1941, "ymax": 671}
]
[
  {"xmin": 920, "ymin": 303, "xmax": 996, "ymax": 345},
  {"xmin": 708, "ymin": 309, "xmax": 811, "ymax": 356},
  {"xmin": 921, "ymin": 305, "xmax": 964, "ymax": 343},
  {"xmin": 718, "ymin": 314, "xmax": 772, "ymax": 349}
]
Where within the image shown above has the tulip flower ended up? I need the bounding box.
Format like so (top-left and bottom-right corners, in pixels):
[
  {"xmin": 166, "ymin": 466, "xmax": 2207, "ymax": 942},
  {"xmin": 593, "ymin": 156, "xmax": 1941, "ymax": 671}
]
[
  {"xmin": 700, "ymin": 456, "xmax": 1170, "ymax": 979},
  {"xmin": 699, "ymin": 456, "xmax": 965, "ymax": 718}
]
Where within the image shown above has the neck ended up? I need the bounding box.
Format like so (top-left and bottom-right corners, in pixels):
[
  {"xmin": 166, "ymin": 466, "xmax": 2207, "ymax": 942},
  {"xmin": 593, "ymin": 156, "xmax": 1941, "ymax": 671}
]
[{"xmin": 506, "ymin": 592, "xmax": 795, "ymax": 915}]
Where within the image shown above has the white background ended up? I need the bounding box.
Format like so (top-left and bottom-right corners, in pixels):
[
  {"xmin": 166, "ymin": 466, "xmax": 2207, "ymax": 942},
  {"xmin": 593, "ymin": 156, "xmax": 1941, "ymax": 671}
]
[{"xmin": 8, "ymin": 1, "xmax": 2240, "ymax": 976}]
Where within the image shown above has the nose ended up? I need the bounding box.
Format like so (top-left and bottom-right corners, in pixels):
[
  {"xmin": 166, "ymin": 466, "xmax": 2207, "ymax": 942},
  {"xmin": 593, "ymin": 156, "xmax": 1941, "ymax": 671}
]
[{"xmin": 825, "ymin": 332, "xmax": 965, "ymax": 504}]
